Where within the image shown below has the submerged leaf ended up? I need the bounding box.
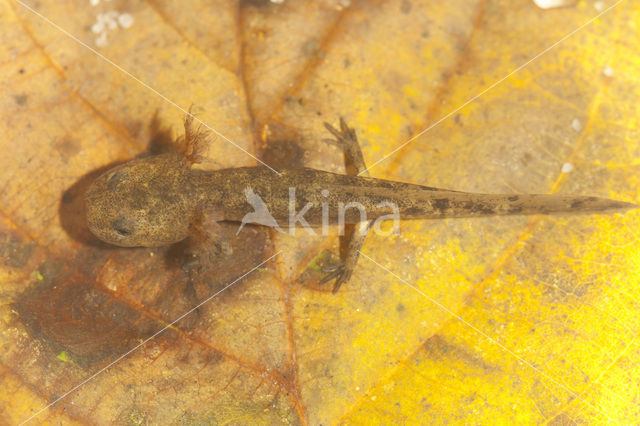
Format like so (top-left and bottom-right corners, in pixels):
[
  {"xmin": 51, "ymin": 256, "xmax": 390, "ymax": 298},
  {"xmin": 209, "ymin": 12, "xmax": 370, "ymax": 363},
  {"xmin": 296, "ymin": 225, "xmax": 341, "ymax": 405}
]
[{"xmin": 0, "ymin": 0, "xmax": 638, "ymax": 424}]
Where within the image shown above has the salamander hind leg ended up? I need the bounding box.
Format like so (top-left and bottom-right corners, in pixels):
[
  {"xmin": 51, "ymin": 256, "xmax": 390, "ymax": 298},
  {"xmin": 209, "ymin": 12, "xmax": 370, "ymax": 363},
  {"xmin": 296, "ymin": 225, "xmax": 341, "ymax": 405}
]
[
  {"xmin": 321, "ymin": 118, "xmax": 372, "ymax": 292},
  {"xmin": 320, "ymin": 221, "xmax": 371, "ymax": 292},
  {"xmin": 324, "ymin": 117, "xmax": 370, "ymax": 177}
]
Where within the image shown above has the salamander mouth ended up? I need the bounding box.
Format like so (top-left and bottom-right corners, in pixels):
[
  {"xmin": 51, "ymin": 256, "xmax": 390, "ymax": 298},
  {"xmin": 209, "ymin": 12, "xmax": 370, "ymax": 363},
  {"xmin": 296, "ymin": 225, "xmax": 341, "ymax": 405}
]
[{"xmin": 111, "ymin": 216, "xmax": 135, "ymax": 238}]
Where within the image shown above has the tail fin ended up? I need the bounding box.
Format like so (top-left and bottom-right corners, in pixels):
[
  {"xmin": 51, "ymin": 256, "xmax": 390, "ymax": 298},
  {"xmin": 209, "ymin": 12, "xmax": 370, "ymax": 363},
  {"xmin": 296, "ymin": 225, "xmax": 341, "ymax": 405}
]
[
  {"xmin": 397, "ymin": 190, "xmax": 638, "ymax": 219},
  {"xmin": 331, "ymin": 174, "xmax": 637, "ymax": 221}
]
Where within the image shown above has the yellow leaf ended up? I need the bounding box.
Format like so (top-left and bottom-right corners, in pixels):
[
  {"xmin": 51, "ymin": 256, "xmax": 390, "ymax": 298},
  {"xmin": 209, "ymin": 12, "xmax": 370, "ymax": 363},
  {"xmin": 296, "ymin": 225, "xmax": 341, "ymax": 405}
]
[{"xmin": 1, "ymin": 0, "xmax": 638, "ymax": 424}]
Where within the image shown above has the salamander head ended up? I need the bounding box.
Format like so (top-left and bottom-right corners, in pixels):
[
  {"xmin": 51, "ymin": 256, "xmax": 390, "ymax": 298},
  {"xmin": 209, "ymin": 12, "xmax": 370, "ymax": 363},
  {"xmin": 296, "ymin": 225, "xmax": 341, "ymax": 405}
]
[{"xmin": 84, "ymin": 154, "xmax": 195, "ymax": 247}]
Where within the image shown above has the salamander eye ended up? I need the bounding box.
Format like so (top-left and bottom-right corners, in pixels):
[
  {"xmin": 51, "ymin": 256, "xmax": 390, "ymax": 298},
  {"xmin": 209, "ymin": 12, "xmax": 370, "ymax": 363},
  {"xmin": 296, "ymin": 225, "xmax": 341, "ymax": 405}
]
[{"xmin": 112, "ymin": 217, "xmax": 135, "ymax": 237}]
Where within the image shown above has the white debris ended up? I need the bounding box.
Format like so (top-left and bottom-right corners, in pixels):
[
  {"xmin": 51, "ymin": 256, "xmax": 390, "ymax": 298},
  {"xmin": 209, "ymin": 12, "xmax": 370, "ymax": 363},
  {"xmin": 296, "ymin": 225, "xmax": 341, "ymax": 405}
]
[
  {"xmin": 532, "ymin": 0, "xmax": 576, "ymax": 9},
  {"xmin": 603, "ymin": 66, "xmax": 614, "ymax": 77},
  {"xmin": 270, "ymin": 0, "xmax": 284, "ymax": 3},
  {"xmin": 117, "ymin": 13, "xmax": 134, "ymax": 29},
  {"xmin": 561, "ymin": 163, "xmax": 574, "ymax": 173},
  {"xmin": 91, "ymin": 21, "xmax": 103, "ymax": 34},
  {"xmin": 571, "ymin": 118, "xmax": 582, "ymax": 132},
  {"xmin": 91, "ymin": 9, "xmax": 134, "ymax": 46},
  {"xmin": 594, "ymin": 1, "xmax": 605, "ymax": 11},
  {"xmin": 95, "ymin": 31, "xmax": 108, "ymax": 47}
]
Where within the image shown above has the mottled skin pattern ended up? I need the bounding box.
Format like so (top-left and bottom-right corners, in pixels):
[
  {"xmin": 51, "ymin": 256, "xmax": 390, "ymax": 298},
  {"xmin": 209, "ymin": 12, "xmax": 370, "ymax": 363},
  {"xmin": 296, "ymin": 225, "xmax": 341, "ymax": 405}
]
[{"xmin": 85, "ymin": 117, "xmax": 638, "ymax": 292}]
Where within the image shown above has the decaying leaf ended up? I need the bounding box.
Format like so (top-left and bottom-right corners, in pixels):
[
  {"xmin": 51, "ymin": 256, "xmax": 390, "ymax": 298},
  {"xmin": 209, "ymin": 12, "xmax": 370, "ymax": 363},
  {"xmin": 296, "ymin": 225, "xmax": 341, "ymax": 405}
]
[{"xmin": 0, "ymin": 0, "xmax": 638, "ymax": 424}]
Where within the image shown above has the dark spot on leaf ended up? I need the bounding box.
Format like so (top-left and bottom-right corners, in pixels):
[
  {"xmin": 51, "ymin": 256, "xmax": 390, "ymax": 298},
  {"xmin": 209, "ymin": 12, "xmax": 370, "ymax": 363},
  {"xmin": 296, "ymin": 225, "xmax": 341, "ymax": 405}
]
[
  {"xmin": 14, "ymin": 275, "xmax": 161, "ymax": 366},
  {"xmin": 54, "ymin": 137, "xmax": 81, "ymax": 157},
  {"xmin": 13, "ymin": 93, "xmax": 27, "ymax": 106},
  {"xmin": 508, "ymin": 195, "xmax": 519, "ymax": 202},
  {"xmin": 401, "ymin": 0, "xmax": 412, "ymax": 13}
]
